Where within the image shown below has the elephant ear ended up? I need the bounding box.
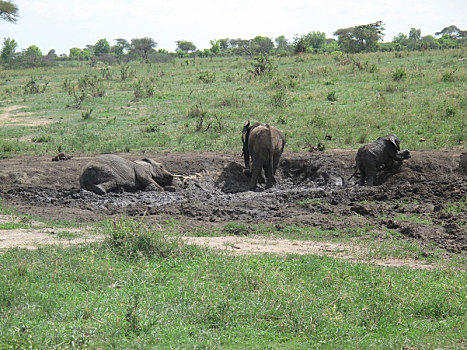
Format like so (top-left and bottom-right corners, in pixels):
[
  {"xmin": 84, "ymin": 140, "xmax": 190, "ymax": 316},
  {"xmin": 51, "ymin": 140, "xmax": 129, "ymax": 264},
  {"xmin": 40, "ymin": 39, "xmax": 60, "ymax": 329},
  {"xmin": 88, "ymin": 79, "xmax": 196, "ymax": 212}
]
[{"xmin": 387, "ymin": 134, "xmax": 400, "ymax": 151}]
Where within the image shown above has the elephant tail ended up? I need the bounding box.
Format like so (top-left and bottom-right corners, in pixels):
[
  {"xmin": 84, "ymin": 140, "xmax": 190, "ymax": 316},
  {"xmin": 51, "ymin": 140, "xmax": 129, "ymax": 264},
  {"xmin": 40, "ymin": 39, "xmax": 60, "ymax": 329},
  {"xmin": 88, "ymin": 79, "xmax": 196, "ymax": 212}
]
[
  {"xmin": 347, "ymin": 167, "xmax": 360, "ymax": 181},
  {"xmin": 266, "ymin": 124, "xmax": 274, "ymax": 167}
]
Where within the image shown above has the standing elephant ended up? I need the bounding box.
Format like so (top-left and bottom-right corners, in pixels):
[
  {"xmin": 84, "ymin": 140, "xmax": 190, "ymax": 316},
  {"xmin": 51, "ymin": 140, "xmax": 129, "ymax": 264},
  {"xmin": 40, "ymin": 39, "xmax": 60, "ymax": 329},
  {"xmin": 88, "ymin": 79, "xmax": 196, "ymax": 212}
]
[
  {"xmin": 242, "ymin": 120, "xmax": 286, "ymax": 190},
  {"xmin": 351, "ymin": 134, "xmax": 410, "ymax": 186},
  {"xmin": 79, "ymin": 154, "xmax": 179, "ymax": 195}
]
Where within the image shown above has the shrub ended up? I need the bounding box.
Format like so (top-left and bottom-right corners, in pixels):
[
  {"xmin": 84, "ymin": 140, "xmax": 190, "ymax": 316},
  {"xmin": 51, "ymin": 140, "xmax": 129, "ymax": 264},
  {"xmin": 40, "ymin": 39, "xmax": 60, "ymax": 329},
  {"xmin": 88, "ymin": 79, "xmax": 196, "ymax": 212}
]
[
  {"xmin": 23, "ymin": 77, "xmax": 48, "ymax": 94},
  {"xmin": 326, "ymin": 91, "xmax": 337, "ymax": 102},
  {"xmin": 271, "ymin": 90, "xmax": 290, "ymax": 107},
  {"xmin": 392, "ymin": 68, "xmax": 407, "ymax": 81},
  {"xmin": 104, "ymin": 217, "xmax": 190, "ymax": 259},
  {"xmin": 249, "ymin": 54, "xmax": 275, "ymax": 76},
  {"xmin": 199, "ymin": 71, "xmax": 216, "ymax": 83},
  {"xmin": 133, "ymin": 78, "xmax": 154, "ymax": 100}
]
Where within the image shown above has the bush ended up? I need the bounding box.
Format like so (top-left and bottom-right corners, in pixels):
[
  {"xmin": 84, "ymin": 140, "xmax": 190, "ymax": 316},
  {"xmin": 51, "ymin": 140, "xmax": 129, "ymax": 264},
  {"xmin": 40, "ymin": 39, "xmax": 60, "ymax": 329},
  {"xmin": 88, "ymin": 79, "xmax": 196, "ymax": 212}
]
[
  {"xmin": 104, "ymin": 217, "xmax": 191, "ymax": 259},
  {"xmin": 133, "ymin": 78, "xmax": 154, "ymax": 100},
  {"xmin": 326, "ymin": 91, "xmax": 337, "ymax": 102},
  {"xmin": 23, "ymin": 77, "xmax": 48, "ymax": 94},
  {"xmin": 249, "ymin": 54, "xmax": 275, "ymax": 76},
  {"xmin": 199, "ymin": 71, "xmax": 216, "ymax": 83},
  {"xmin": 392, "ymin": 68, "xmax": 407, "ymax": 82}
]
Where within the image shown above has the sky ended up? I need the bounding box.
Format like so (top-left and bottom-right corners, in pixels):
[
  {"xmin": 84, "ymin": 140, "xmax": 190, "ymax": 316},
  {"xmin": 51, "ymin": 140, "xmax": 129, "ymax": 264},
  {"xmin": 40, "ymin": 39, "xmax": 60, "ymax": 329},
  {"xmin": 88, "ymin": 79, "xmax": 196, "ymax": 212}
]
[{"xmin": 1, "ymin": 0, "xmax": 466, "ymax": 55}]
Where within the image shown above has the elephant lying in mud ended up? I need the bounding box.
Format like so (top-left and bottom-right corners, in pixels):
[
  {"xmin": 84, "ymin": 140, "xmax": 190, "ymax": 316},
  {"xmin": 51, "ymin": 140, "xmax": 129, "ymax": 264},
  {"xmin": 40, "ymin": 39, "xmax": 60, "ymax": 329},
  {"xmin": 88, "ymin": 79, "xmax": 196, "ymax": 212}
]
[
  {"xmin": 79, "ymin": 154, "xmax": 180, "ymax": 195},
  {"xmin": 242, "ymin": 120, "xmax": 286, "ymax": 190},
  {"xmin": 350, "ymin": 134, "xmax": 411, "ymax": 186}
]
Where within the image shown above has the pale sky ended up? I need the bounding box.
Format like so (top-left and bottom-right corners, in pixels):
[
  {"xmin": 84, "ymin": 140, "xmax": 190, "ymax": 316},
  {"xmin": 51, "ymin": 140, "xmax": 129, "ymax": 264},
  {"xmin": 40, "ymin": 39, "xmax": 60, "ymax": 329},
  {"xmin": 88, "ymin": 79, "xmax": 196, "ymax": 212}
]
[{"xmin": 1, "ymin": 0, "xmax": 466, "ymax": 55}]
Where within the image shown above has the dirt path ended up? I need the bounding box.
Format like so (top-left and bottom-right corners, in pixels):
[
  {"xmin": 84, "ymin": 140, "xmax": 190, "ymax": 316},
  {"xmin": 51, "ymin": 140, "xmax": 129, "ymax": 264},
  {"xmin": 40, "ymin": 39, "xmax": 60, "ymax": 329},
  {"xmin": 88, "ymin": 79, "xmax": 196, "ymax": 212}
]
[{"xmin": 0, "ymin": 105, "xmax": 54, "ymax": 126}]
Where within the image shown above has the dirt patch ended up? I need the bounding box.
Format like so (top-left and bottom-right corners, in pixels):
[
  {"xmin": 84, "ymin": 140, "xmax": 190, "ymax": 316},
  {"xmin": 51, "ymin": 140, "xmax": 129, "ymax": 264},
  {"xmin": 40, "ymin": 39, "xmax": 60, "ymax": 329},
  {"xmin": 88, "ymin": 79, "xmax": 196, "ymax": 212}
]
[
  {"xmin": 0, "ymin": 105, "xmax": 54, "ymax": 126},
  {"xmin": 183, "ymin": 236, "xmax": 436, "ymax": 269},
  {"xmin": 0, "ymin": 150, "xmax": 466, "ymax": 254}
]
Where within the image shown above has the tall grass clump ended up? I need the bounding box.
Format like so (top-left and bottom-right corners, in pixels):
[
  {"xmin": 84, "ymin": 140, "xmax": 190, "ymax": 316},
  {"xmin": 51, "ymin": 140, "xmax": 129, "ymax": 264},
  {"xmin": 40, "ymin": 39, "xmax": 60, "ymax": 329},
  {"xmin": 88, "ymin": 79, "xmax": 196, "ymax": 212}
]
[{"xmin": 104, "ymin": 217, "xmax": 192, "ymax": 259}]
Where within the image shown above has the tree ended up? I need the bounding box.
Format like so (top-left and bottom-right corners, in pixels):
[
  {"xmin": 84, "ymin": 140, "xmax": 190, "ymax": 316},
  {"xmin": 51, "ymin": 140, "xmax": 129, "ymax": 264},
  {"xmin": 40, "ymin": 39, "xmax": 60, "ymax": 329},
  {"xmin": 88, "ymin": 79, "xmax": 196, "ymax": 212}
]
[
  {"xmin": 435, "ymin": 25, "xmax": 467, "ymax": 40},
  {"xmin": 0, "ymin": 0, "xmax": 19, "ymax": 23},
  {"xmin": 275, "ymin": 35, "xmax": 289, "ymax": 49},
  {"xmin": 249, "ymin": 36, "xmax": 274, "ymax": 55},
  {"xmin": 409, "ymin": 28, "xmax": 421, "ymax": 41},
  {"xmin": 1, "ymin": 37, "xmax": 17, "ymax": 61},
  {"xmin": 94, "ymin": 38, "xmax": 110, "ymax": 56},
  {"xmin": 112, "ymin": 38, "xmax": 130, "ymax": 63},
  {"xmin": 209, "ymin": 39, "xmax": 221, "ymax": 55},
  {"xmin": 24, "ymin": 45, "xmax": 42, "ymax": 57},
  {"xmin": 69, "ymin": 47, "xmax": 82, "ymax": 60},
  {"xmin": 130, "ymin": 37, "xmax": 157, "ymax": 62},
  {"xmin": 175, "ymin": 40, "xmax": 196, "ymax": 52},
  {"xmin": 334, "ymin": 21, "xmax": 385, "ymax": 53}
]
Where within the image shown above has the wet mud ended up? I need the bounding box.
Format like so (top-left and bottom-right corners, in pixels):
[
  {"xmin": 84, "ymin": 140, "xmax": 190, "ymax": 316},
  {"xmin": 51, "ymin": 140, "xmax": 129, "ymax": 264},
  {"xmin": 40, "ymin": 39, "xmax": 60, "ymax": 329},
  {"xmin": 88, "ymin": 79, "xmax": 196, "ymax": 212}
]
[{"xmin": 1, "ymin": 150, "xmax": 466, "ymax": 253}]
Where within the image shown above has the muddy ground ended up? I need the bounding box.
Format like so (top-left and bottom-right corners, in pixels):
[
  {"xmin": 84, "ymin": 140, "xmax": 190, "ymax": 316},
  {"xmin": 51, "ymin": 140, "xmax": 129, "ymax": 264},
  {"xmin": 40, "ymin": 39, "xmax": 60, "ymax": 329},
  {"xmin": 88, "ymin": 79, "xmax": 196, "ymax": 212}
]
[{"xmin": 0, "ymin": 150, "xmax": 466, "ymax": 253}]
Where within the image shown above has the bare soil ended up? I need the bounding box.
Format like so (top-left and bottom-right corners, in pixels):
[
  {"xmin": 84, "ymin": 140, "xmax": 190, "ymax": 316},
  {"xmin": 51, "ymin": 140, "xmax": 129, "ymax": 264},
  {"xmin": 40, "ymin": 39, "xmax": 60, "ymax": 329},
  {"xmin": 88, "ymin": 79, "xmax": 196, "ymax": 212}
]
[{"xmin": 0, "ymin": 150, "xmax": 466, "ymax": 254}]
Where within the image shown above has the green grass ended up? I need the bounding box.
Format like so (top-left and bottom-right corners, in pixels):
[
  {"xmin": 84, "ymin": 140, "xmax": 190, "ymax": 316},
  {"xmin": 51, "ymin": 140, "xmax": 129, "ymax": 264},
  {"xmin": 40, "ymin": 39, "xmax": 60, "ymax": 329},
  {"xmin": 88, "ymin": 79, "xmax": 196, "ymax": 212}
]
[
  {"xmin": 0, "ymin": 218, "xmax": 465, "ymax": 349},
  {"xmin": 0, "ymin": 49, "xmax": 465, "ymax": 158}
]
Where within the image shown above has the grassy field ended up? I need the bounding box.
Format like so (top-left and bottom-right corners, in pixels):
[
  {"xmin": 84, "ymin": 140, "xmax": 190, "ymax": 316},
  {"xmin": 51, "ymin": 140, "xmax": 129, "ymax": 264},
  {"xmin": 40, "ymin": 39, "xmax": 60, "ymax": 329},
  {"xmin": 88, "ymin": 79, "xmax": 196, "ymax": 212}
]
[
  {"xmin": 0, "ymin": 49, "xmax": 466, "ymax": 157},
  {"xmin": 1, "ymin": 50, "xmax": 466, "ymax": 348},
  {"xmin": 0, "ymin": 216, "xmax": 466, "ymax": 349}
]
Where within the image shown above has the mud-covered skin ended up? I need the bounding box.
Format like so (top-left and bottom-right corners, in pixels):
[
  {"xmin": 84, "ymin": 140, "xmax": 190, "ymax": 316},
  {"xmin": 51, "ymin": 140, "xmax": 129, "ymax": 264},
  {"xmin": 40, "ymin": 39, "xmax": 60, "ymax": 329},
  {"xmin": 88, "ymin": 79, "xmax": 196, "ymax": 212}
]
[
  {"xmin": 0, "ymin": 151, "xmax": 466, "ymax": 252},
  {"xmin": 354, "ymin": 134, "xmax": 408, "ymax": 186},
  {"xmin": 79, "ymin": 154, "xmax": 175, "ymax": 195},
  {"xmin": 242, "ymin": 121, "xmax": 286, "ymax": 190}
]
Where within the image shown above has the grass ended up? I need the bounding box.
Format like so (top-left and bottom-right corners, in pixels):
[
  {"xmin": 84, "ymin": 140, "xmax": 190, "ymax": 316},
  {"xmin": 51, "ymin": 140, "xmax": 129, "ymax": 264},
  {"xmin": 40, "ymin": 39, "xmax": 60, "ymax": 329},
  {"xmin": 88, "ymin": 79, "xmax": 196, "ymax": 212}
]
[
  {"xmin": 0, "ymin": 50, "xmax": 466, "ymax": 347},
  {"xmin": 0, "ymin": 218, "xmax": 465, "ymax": 349},
  {"xmin": 0, "ymin": 49, "xmax": 465, "ymax": 158}
]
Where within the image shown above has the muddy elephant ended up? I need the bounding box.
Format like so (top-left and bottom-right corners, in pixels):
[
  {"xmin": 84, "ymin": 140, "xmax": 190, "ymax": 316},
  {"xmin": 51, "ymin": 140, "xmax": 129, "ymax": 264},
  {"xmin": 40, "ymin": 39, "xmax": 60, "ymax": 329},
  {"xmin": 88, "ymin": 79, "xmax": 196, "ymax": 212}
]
[
  {"xmin": 79, "ymin": 154, "xmax": 179, "ymax": 195},
  {"xmin": 242, "ymin": 120, "xmax": 286, "ymax": 190},
  {"xmin": 351, "ymin": 134, "xmax": 410, "ymax": 186}
]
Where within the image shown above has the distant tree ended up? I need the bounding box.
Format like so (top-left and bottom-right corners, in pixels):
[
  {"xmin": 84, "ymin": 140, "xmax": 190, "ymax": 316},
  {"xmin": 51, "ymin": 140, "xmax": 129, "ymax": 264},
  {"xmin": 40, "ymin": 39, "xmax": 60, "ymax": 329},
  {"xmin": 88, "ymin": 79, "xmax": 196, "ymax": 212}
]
[
  {"xmin": 24, "ymin": 45, "xmax": 42, "ymax": 57},
  {"xmin": 419, "ymin": 35, "xmax": 439, "ymax": 50},
  {"xmin": 69, "ymin": 47, "xmax": 82, "ymax": 60},
  {"xmin": 249, "ymin": 36, "xmax": 274, "ymax": 54},
  {"xmin": 0, "ymin": 0, "xmax": 19, "ymax": 23},
  {"xmin": 131, "ymin": 37, "xmax": 157, "ymax": 62},
  {"xmin": 46, "ymin": 49, "xmax": 57, "ymax": 58},
  {"xmin": 334, "ymin": 21, "xmax": 385, "ymax": 53},
  {"xmin": 112, "ymin": 38, "xmax": 130, "ymax": 63},
  {"xmin": 293, "ymin": 31, "xmax": 326, "ymax": 53},
  {"xmin": 209, "ymin": 39, "xmax": 221, "ymax": 55},
  {"xmin": 94, "ymin": 39, "xmax": 110, "ymax": 56},
  {"xmin": 435, "ymin": 25, "xmax": 465, "ymax": 39},
  {"xmin": 175, "ymin": 40, "xmax": 196, "ymax": 52},
  {"xmin": 409, "ymin": 28, "xmax": 421, "ymax": 41},
  {"xmin": 1, "ymin": 37, "xmax": 17, "ymax": 61},
  {"xmin": 275, "ymin": 35, "xmax": 289, "ymax": 50},
  {"xmin": 219, "ymin": 38, "xmax": 230, "ymax": 50},
  {"xmin": 69, "ymin": 47, "xmax": 90, "ymax": 60}
]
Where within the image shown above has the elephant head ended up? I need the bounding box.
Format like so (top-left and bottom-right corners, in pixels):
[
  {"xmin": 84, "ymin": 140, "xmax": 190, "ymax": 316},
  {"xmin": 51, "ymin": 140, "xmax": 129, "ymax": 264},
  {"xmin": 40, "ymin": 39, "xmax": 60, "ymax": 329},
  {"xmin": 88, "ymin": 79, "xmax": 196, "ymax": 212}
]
[{"xmin": 134, "ymin": 158, "xmax": 176, "ymax": 187}]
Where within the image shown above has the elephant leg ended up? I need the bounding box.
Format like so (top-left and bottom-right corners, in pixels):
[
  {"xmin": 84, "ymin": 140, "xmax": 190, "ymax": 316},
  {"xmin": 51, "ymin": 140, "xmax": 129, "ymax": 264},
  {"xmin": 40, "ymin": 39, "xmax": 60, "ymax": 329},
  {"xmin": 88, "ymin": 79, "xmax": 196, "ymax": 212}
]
[
  {"xmin": 365, "ymin": 164, "xmax": 377, "ymax": 186},
  {"xmin": 139, "ymin": 177, "xmax": 163, "ymax": 191},
  {"xmin": 265, "ymin": 162, "xmax": 276, "ymax": 189},
  {"xmin": 94, "ymin": 180, "xmax": 118, "ymax": 194},
  {"xmin": 358, "ymin": 166, "xmax": 366, "ymax": 186},
  {"xmin": 249, "ymin": 161, "xmax": 262, "ymax": 190}
]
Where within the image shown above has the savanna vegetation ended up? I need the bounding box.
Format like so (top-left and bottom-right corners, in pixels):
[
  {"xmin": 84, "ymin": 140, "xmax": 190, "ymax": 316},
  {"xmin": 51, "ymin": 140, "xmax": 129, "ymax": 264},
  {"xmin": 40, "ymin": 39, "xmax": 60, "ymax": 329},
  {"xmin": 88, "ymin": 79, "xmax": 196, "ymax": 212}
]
[
  {"xmin": 0, "ymin": 48, "xmax": 465, "ymax": 157},
  {"xmin": 1, "ymin": 3, "xmax": 466, "ymax": 347},
  {"xmin": 0, "ymin": 46, "xmax": 465, "ymax": 349}
]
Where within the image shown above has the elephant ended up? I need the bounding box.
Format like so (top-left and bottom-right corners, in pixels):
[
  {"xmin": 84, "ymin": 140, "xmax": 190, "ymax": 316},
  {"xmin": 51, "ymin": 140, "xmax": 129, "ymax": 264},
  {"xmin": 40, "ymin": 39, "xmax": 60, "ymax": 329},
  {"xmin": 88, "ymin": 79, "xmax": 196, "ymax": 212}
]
[
  {"xmin": 79, "ymin": 154, "xmax": 180, "ymax": 195},
  {"xmin": 350, "ymin": 134, "xmax": 411, "ymax": 186},
  {"xmin": 242, "ymin": 120, "xmax": 286, "ymax": 190}
]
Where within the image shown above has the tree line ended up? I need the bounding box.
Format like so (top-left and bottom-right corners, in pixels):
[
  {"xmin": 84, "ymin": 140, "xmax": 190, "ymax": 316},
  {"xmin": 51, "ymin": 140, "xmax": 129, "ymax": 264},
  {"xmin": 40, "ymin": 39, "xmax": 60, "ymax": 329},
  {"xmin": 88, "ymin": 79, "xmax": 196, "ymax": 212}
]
[{"xmin": 1, "ymin": 0, "xmax": 466, "ymax": 68}]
